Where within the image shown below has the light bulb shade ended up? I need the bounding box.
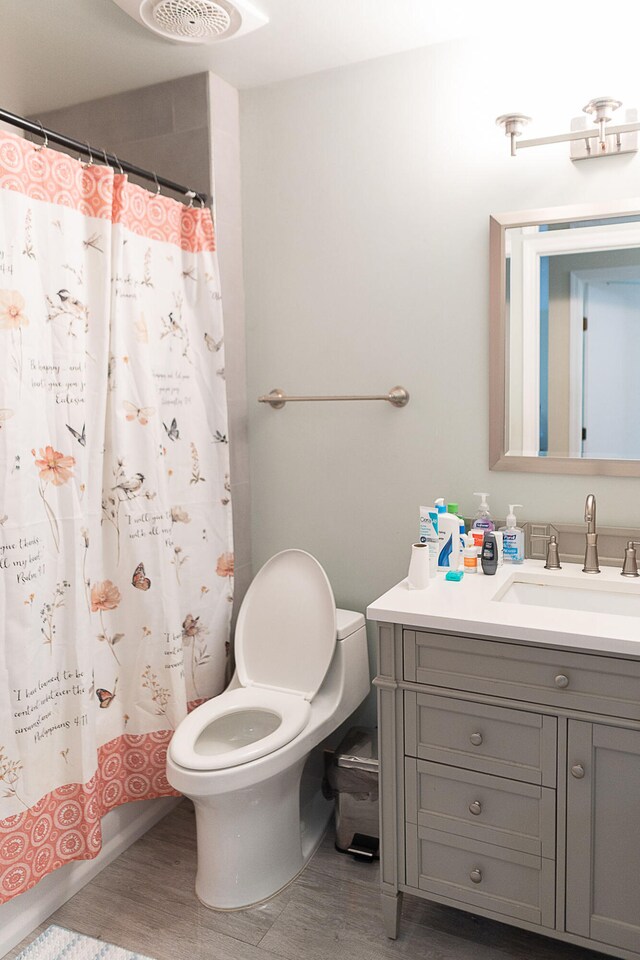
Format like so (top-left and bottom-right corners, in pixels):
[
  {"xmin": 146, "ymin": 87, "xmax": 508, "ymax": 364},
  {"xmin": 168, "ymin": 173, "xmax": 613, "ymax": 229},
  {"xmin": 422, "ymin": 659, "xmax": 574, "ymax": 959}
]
[
  {"xmin": 583, "ymin": 97, "xmax": 622, "ymax": 124},
  {"xmin": 495, "ymin": 114, "xmax": 532, "ymax": 138}
]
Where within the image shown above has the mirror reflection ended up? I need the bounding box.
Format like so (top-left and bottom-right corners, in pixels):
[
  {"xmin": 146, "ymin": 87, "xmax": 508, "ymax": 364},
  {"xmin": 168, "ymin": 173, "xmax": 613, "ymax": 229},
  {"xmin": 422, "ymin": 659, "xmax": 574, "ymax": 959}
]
[{"xmin": 506, "ymin": 214, "xmax": 640, "ymax": 460}]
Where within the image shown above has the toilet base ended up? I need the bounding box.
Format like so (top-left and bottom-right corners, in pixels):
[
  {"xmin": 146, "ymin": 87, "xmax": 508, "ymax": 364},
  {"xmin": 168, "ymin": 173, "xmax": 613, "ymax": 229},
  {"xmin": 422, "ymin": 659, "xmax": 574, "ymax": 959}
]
[{"xmin": 193, "ymin": 755, "xmax": 333, "ymax": 910}]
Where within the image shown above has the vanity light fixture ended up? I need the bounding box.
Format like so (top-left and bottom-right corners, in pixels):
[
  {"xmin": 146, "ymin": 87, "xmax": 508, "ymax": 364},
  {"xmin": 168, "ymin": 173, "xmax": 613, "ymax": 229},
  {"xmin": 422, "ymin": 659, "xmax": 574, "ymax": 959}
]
[{"xmin": 496, "ymin": 97, "xmax": 639, "ymax": 160}]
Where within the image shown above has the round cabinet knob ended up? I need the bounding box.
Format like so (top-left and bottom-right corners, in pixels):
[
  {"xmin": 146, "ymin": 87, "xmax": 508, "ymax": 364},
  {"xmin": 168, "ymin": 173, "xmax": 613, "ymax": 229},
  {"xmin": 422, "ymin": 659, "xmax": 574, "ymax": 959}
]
[
  {"xmin": 571, "ymin": 763, "xmax": 585, "ymax": 779},
  {"xmin": 470, "ymin": 732, "xmax": 483, "ymax": 746},
  {"xmin": 555, "ymin": 674, "xmax": 570, "ymax": 689},
  {"xmin": 470, "ymin": 868, "xmax": 483, "ymax": 884},
  {"xmin": 469, "ymin": 801, "xmax": 482, "ymax": 816}
]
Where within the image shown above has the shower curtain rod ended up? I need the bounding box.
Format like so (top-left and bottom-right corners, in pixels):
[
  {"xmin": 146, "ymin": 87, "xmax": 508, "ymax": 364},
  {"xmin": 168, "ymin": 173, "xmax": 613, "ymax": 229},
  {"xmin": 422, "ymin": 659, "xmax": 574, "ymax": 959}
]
[{"xmin": 0, "ymin": 107, "xmax": 209, "ymax": 206}]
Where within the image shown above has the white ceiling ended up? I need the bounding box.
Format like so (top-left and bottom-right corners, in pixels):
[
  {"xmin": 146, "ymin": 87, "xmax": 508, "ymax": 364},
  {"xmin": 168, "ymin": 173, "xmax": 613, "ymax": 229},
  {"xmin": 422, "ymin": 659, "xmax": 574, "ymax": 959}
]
[
  {"xmin": 0, "ymin": 0, "xmax": 511, "ymax": 114},
  {"xmin": 3, "ymin": 0, "xmax": 640, "ymax": 117}
]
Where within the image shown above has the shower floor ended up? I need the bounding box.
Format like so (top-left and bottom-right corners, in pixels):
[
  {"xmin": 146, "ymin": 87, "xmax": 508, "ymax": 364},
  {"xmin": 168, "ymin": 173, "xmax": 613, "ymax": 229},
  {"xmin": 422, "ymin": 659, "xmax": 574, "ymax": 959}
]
[{"xmin": 7, "ymin": 801, "xmax": 599, "ymax": 960}]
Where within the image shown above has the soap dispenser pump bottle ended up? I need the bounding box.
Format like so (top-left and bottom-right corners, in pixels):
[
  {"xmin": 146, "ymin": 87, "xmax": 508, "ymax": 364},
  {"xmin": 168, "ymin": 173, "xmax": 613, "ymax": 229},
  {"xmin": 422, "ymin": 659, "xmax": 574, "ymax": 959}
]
[
  {"xmin": 434, "ymin": 498, "xmax": 460, "ymax": 572},
  {"xmin": 499, "ymin": 504, "xmax": 525, "ymax": 564},
  {"xmin": 472, "ymin": 492, "xmax": 495, "ymax": 531}
]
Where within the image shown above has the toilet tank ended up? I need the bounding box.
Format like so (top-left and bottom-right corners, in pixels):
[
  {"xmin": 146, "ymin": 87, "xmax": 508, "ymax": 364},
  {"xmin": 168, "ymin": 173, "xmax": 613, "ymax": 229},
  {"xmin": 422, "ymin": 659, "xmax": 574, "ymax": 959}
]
[
  {"xmin": 227, "ymin": 608, "xmax": 369, "ymax": 704},
  {"xmin": 323, "ymin": 609, "xmax": 370, "ymax": 720},
  {"xmin": 336, "ymin": 609, "xmax": 365, "ymax": 641}
]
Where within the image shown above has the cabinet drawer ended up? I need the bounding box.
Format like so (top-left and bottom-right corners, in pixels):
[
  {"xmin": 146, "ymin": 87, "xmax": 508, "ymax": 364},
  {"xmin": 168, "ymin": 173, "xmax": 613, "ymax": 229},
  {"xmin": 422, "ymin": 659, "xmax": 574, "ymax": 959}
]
[
  {"xmin": 406, "ymin": 824, "xmax": 555, "ymax": 928},
  {"xmin": 405, "ymin": 758, "xmax": 556, "ymax": 858},
  {"xmin": 405, "ymin": 692, "xmax": 557, "ymax": 786},
  {"xmin": 404, "ymin": 629, "xmax": 640, "ymax": 721}
]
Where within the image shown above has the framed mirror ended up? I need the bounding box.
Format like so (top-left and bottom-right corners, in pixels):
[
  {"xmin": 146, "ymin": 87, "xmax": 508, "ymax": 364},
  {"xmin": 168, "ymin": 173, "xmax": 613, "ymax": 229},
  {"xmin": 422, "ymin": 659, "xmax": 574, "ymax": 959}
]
[{"xmin": 490, "ymin": 198, "xmax": 640, "ymax": 476}]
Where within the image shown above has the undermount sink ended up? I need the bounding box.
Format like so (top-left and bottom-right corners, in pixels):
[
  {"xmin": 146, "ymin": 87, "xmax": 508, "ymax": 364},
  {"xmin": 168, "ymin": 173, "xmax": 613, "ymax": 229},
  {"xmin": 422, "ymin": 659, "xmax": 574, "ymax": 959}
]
[{"xmin": 495, "ymin": 576, "xmax": 640, "ymax": 618}]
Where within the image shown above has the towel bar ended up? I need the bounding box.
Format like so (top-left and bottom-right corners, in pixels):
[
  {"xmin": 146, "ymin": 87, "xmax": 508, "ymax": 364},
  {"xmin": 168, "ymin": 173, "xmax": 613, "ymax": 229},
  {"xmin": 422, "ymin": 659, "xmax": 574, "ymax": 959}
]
[{"xmin": 258, "ymin": 386, "xmax": 409, "ymax": 409}]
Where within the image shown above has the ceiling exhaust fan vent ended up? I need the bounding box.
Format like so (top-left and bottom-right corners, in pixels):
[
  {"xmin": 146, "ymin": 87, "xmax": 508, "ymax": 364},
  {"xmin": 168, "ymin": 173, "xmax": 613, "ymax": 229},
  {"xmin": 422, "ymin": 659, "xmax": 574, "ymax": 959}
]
[
  {"xmin": 147, "ymin": 0, "xmax": 234, "ymax": 40},
  {"xmin": 112, "ymin": 0, "xmax": 268, "ymax": 44}
]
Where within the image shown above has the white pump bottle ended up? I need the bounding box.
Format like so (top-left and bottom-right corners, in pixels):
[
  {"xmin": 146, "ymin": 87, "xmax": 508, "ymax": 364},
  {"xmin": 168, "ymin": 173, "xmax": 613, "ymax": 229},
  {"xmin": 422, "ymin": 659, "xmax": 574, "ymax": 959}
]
[
  {"xmin": 434, "ymin": 498, "xmax": 460, "ymax": 571},
  {"xmin": 499, "ymin": 504, "xmax": 524, "ymax": 564}
]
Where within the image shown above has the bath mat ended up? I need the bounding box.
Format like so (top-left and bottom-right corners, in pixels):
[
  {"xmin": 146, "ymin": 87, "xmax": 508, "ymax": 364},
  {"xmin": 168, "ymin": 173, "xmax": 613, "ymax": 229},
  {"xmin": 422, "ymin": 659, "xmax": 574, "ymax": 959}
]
[{"xmin": 14, "ymin": 925, "xmax": 156, "ymax": 960}]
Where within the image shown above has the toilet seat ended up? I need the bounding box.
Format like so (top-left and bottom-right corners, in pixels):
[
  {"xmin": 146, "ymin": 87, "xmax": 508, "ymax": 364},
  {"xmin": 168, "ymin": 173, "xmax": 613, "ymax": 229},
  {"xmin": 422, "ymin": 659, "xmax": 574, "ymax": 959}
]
[
  {"xmin": 235, "ymin": 549, "xmax": 337, "ymax": 699},
  {"xmin": 168, "ymin": 686, "xmax": 311, "ymax": 770},
  {"xmin": 169, "ymin": 550, "xmax": 337, "ymax": 772}
]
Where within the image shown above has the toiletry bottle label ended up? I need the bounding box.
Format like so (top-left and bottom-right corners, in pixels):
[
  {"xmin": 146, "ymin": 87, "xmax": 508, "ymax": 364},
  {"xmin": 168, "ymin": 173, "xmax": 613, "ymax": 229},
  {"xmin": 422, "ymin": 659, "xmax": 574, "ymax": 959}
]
[
  {"xmin": 503, "ymin": 532, "xmax": 517, "ymax": 559},
  {"xmin": 473, "ymin": 518, "xmax": 493, "ymax": 530},
  {"xmin": 438, "ymin": 534, "xmax": 453, "ymax": 569},
  {"xmin": 469, "ymin": 529, "xmax": 484, "ymax": 551},
  {"xmin": 481, "ymin": 535, "xmax": 498, "ymax": 575}
]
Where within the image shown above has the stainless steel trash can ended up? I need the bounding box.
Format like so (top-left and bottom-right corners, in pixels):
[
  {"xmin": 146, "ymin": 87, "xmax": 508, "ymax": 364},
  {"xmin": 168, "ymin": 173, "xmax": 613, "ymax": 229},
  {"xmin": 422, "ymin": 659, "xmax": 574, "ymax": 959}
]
[{"xmin": 328, "ymin": 726, "xmax": 379, "ymax": 860}]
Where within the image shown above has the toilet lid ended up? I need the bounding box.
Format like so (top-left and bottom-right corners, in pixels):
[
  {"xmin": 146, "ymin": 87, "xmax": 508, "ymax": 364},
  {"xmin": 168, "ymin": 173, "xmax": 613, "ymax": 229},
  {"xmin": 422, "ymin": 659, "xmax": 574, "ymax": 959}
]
[{"xmin": 235, "ymin": 549, "xmax": 337, "ymax": 700}]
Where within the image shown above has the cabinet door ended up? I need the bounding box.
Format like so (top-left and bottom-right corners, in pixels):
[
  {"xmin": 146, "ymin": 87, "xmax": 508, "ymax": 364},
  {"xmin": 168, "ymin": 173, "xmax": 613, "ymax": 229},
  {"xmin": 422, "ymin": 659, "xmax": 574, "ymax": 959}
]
[{"xmin": 566, "ymin": 721, "xmax": 640, "ymax": 953}]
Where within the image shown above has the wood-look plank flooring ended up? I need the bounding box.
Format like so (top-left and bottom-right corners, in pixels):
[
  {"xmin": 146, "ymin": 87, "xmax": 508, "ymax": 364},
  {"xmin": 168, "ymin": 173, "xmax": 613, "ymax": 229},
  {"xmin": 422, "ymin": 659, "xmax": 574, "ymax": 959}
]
[{"xmin": 7, "ymin": 801, "xmax": 602, "ymax": 960}]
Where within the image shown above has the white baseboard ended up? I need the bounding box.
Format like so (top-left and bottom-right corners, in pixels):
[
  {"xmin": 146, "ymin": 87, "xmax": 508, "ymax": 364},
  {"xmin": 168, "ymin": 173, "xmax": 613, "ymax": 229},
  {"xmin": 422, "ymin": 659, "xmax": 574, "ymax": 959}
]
[{"xmin": 0, "ymin": 796, "xmax": 180, "ymax": 959}]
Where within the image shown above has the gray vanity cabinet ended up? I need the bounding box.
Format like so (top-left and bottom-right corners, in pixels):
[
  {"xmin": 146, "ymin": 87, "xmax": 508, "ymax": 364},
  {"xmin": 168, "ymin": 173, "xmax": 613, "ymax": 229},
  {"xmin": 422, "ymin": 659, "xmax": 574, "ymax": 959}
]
[
  {"xmin": 566, "ymin": 722, "xmax": 640, "ymax": 954},
  {"xmin": 375, "ymin": 623, "xmax": 640, "ymax": 960}
]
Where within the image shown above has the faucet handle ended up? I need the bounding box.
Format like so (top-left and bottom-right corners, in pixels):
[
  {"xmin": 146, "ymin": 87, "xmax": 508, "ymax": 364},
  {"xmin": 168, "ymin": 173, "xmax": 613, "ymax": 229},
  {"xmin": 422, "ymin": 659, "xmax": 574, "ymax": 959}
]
[
  {"xmin": 621, "ymin": 541, "xmax": 640, "ymax": 578},
  {"xmin": 544, "ymin": 535, "xmax": 562, "ymax": 570}
]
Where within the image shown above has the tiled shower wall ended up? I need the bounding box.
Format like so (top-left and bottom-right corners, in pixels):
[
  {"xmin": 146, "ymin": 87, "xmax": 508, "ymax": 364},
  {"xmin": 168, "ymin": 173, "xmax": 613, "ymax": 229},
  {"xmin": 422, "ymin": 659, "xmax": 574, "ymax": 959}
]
[{"xmin": 37, "ymin": 71, "xmax": 251, "ymax": 618}]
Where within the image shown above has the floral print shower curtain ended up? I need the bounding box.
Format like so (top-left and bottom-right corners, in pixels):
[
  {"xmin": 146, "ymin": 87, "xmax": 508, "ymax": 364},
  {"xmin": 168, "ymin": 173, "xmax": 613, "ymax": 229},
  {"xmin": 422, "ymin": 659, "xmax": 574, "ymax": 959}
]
[{"xmin": 0, "ymin": 130, "xmax": 233, "ymax": 902}]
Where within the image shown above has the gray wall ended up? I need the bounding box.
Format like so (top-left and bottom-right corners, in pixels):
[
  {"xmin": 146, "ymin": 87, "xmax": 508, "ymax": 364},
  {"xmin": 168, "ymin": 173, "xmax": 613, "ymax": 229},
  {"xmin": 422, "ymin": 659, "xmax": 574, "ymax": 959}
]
[
  {"xmin": 240, "ymin": 39, "xmax": 640, "ymax": 717},
  {"xmin": 0, "ymin": 54, "xmax": 26, "ymax": 133},
  {"xmin": 38, "ymin": 72, "xmax": 251, "ymax": 614},
  {"xmin": 208, "ymin": 74, "xmax": 252, "ymax": 611},
  {"xmin": 38, "ymin": 74, "xmax": 212, "ymax": 198}
]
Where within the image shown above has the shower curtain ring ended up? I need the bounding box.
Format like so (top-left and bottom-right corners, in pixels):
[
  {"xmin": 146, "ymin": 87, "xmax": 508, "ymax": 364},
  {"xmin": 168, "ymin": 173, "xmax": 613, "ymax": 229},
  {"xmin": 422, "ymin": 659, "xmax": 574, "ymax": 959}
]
[
  {"xmin": 79, "ymin": 142, "xmax": 94, "ymax": 166},
  {"xmin": 33, "ymin": 120, "xmax": 48, "ymax": 152},
  {"xmin": 113, "ymin": 154, "xmax": 124, "ymax": 175},
  {"xmin": 153, "ymin": 171, "xmax": 161, "ymax": 196},
  {"xmin": 101, "ymin": 147, "xmax": 111, "ymax": 169},
  {"xmin": 199, "ymin": 195, "xmax": 205, "ymax": 209},
  {"xmin": 185, "ymin": 189, "xmax": 196, "ymax": 208}
]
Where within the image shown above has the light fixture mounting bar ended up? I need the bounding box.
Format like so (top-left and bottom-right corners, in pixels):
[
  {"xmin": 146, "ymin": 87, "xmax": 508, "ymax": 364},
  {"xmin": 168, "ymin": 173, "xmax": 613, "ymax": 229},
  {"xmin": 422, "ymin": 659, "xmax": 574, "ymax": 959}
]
[{"xmin": 516, "ymin": 121, "xmax": 640, "ymax": 151}]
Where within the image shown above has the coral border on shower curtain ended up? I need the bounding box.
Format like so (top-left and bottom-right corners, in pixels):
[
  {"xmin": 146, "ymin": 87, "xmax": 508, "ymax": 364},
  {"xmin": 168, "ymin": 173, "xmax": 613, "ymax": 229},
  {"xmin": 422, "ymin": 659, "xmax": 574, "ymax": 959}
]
[
  {"xmin": 0, "ymin": 699, "xmax": 204, "ymax": 903},
  {"xmin": 0, "ymin": 134, "xmax": 215, "ymax": 252}
]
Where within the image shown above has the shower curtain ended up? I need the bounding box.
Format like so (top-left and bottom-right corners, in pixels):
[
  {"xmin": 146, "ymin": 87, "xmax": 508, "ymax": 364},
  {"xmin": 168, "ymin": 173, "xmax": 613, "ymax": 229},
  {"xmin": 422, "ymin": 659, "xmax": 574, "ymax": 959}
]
[{"xmin": 0, "ymin": 130, "xmax": 233, "ymax": 902}]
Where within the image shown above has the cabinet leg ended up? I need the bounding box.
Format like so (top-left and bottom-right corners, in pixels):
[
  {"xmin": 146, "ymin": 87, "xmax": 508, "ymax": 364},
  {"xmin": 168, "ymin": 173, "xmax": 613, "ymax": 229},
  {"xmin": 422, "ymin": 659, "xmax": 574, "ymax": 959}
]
[{"xmin": 381, "ymin": 891, "xmax": 403, "ymax": 939}]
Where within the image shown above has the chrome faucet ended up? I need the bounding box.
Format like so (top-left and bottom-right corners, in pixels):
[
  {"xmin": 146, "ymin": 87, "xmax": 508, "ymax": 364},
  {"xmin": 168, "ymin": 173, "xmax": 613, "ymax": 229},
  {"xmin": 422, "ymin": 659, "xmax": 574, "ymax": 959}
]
[{"xmin": 582, "ymin": 494, "xmax": 600, "ymax": 574}]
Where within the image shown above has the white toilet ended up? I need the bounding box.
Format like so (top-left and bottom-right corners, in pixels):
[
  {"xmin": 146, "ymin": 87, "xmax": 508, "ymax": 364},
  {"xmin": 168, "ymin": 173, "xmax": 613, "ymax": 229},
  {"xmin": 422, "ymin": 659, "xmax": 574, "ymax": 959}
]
[{"xmin": 166, "ymin": 549, "xmax": 370, "ymax": 910}]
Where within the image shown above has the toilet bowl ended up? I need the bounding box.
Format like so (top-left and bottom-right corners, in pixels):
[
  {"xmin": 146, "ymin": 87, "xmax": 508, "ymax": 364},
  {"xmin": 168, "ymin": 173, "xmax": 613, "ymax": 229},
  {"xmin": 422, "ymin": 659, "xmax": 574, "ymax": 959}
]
[{"xmin": 166, "ymin": 549, "xmax": 370, "ymax": 910}]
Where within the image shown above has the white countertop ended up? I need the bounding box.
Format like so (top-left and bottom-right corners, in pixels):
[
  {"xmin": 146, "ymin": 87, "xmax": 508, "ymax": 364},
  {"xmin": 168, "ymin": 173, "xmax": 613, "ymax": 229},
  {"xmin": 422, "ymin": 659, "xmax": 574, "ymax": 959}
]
[{"xmin": 366, "ymin": 559, "xmax": 640, "ymax": 659}]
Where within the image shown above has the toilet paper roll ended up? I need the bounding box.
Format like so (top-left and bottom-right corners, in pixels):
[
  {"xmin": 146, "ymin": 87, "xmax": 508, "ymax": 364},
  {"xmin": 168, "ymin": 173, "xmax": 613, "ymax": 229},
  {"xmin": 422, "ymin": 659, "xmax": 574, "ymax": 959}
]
[{"xmin": 407, "ymin": 542, "xmax": 430, "ymax": 589}]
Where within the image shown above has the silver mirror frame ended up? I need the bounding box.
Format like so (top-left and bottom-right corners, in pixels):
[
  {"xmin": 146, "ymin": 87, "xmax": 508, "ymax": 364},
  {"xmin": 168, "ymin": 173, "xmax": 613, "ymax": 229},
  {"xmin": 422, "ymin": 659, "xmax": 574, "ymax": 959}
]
[{"xmin": 490, "ymin": 197, "xmax": 640, "ymax": 477}]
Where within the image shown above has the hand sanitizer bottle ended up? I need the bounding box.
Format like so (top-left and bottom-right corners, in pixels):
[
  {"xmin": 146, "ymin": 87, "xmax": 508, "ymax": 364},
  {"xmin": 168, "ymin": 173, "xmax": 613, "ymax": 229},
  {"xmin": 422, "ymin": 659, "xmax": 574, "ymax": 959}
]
[{"xmin": 499, "ymin": 504, "xmax": 525, "ymax": 564}]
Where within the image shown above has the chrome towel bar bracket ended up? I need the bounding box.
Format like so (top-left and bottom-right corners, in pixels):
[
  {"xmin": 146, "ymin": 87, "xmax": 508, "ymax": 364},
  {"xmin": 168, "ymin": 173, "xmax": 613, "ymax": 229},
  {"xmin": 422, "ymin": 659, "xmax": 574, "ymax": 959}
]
[{"xmin": 258, "ymin": 386, "xmax": 410, "ymax": 410}]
